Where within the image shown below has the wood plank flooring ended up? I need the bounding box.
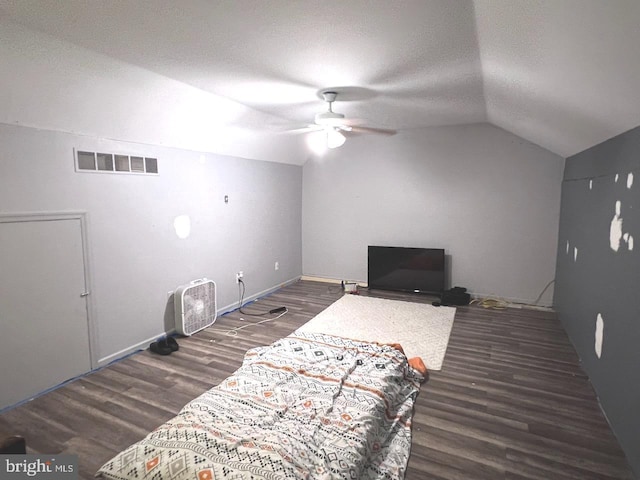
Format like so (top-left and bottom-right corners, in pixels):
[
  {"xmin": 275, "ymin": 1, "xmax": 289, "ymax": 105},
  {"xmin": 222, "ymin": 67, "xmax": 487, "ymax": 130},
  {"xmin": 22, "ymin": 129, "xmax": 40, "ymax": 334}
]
[{"xmin": 0, "ymin": 280, "xmax": 634, "ymax": 479}]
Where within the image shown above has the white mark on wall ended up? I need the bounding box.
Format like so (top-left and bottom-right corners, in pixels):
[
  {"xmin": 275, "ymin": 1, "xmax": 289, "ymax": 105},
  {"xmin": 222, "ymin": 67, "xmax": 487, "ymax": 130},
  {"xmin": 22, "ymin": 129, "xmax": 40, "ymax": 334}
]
[
  {"xmin": 589, "ymin": 179, "xmax": 593, "ymax": 190},
  {"xmin": 610, "ymin": 200, "xmax": 634, "ymax": 253},
  {"xmin": 174, "ymin": 215, "xmax": 191, "ymax": 239},
  {"xmin": 595, "ymin": 313, "xmax": 604, "ymax": 359},
  {"xmin": 566, "ymin": 240, "xmax": 570, "ymax": 254},
  {"xmin": 573, "ymin": 247, "xmax": 578, "ymax": 262},
  {"xmin": 610, "ymin": 200, "xmax": 623, "ymax": 251},
  {"xmin": 615, "ymin": 173, "xmax": 619, "ymax": 183},
  {"xmin": 627, "ymin": 172, "xmax": 634, "ymax": 189}
]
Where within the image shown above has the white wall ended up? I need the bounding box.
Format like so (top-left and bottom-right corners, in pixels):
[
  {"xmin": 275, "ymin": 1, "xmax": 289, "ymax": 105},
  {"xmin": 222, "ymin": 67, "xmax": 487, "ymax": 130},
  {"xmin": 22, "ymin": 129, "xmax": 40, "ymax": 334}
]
[
  {"xmin": 302, "ymin": 124, "xmax": 564, "ymax": 305},
  {"xmin": 0, "ymin": 19, "xmax": 308, "ymax": 165},
  {"xmin": 0, "ymin": 17, "xmax": 564, "ymax": 376},
  {"xmin": 0, "ymin": 20, "xmax": 305, "ymax": 371},
  {"xmin": 0, "ymin": 124, "xmax": 303, "ymax": 366}
]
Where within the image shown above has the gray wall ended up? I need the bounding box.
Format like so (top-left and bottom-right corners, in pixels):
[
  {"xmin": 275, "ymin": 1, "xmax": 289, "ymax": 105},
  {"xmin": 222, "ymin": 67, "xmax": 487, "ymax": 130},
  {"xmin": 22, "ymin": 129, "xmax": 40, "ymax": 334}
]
[
  {"xmin": 303, "ymin": 124, "xmax": 564, "ymax": 305},
  {"xmin": 0, "ymin": 123, "xmax": 302, "ymax": 367},
  {"xmin": 554, "ymin": 126, "xmax": 640, "ymax": 476}
]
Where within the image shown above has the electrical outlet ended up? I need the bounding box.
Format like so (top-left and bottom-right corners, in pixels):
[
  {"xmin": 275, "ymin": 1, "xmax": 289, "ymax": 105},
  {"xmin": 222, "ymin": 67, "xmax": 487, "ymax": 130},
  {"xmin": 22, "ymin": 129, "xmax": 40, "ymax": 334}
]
[
  {"xmin": 274, "ymin": 261, "xmax": 279, "ymax": 271},
  {"xmin": 236, "ymin": 271, "xmax": 243, "ymax": 283}
]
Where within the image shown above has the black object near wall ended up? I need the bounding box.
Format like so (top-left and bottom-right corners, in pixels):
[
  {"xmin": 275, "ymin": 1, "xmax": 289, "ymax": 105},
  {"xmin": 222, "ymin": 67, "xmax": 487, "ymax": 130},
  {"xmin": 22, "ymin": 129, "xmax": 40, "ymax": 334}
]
[
  {"xmin": 554, "ymin": 125, "xmax": 640, "ymax": 476},
  {"xmin": 368, "ymin": 246, "xmax": 445, "ymax": 295}
]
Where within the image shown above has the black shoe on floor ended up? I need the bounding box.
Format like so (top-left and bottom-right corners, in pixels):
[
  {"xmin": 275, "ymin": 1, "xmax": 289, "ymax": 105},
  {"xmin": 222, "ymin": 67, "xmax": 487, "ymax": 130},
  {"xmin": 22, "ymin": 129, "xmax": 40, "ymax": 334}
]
[
  {"xmin": 150, "ymin": 339, "xmax": 172, "ymax": 355},
  {"xmin": 166, "ymin": 337, "xmax": 179, "ymax": 352}
]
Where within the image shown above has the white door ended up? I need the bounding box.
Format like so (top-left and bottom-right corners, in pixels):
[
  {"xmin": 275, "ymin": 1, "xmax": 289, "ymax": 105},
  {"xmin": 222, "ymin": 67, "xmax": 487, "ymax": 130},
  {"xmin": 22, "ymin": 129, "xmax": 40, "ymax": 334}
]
[{"xmin": 0, "ymin": 216, "xmax": 92, "ymax": 410}]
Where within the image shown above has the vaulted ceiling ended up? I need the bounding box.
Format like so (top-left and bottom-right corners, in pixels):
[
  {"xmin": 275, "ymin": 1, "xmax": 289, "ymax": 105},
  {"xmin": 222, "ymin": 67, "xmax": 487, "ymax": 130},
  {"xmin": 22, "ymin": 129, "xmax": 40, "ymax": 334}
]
[{"xmin": 1, "ymin": 0, "xmax": 639, "ymax": 158}]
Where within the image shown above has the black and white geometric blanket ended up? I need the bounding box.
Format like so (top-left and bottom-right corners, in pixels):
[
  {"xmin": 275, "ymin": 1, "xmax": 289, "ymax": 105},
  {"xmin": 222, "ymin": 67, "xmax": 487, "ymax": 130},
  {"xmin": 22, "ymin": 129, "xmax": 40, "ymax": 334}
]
[{"xmin": 96, "ymin": 332, "xmax": 424, "ymax": 480}]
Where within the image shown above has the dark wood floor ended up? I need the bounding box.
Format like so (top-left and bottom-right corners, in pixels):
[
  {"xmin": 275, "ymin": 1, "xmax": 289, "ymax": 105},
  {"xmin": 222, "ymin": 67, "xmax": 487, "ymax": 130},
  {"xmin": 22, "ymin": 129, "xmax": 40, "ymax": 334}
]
[{"xmin": 0, "ymin": 280, "xmax": 634, "ymax": 479}]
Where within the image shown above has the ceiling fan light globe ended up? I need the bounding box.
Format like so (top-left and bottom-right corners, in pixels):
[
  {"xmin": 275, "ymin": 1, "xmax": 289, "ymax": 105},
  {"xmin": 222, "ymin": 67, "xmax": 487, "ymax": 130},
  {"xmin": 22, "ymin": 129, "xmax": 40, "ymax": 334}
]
[
  {"xmin": 327, "ymin": 129, "xmax": 346, "ymax": 149},
  {"xmin": 306, "ymin": 131, "xmax": 327, "ymax": 155}
]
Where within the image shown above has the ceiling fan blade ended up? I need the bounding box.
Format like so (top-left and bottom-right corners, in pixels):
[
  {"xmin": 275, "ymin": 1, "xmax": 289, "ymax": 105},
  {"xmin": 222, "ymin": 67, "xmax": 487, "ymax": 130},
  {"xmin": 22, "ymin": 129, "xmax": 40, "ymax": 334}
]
[
  {"xmin": 348, "ymin": 126, "xmax": 397, "ymax": 136},
  {"xmin": 280, "ymin": 125, "xmax": 324, "ymax": 135}
]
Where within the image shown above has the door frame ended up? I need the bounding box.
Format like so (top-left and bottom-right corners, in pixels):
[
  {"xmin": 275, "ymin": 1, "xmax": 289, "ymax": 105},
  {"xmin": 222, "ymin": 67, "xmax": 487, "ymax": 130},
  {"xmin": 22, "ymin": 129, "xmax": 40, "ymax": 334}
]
[{"xmin": 0, "ymin": 211, "xmax": 98, "ymax": 370}]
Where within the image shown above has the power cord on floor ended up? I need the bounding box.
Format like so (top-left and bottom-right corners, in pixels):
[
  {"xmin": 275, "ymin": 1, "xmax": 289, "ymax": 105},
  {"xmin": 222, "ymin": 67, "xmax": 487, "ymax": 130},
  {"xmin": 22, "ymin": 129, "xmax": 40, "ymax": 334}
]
[
  {"xmin": 470, "ymin": 297, "xmax": 509, "ymax": 309},
  {"xmin": 238, "ymin": 279, "xmax": 285, "ymax": 316},
  {"xmin": 471, "ymin": 278, "xmax": 556, "ymax": 310},
  {"xmin": 223, "ymin": 279, "xmax": 288, "ymax": 336},
  {"xmin": 224, "ymin": 308, "xmax": 289, "ymax": 336},
  {"xmin": 533, "ymin": 279, "xmax": 555, "ymax": 305}
]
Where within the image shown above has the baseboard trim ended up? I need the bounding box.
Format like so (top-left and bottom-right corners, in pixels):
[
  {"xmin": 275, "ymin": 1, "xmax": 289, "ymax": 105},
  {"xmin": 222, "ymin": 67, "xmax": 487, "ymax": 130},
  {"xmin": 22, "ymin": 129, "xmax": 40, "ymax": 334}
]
[
  {"xmin": 470, "ymin": 292, "xmax": 554, "ymax": 311},
  {"xmin": 218, "ymin": 276, "xmax": 302, "ymax": 315},
  {"xmin": 97, "ymin": 329, "xmax": 176, "ymax": 367},
  {"xmin": 98, "ymin": 276, "xmax": 302, "ymax": 366},
  {"xmin": 300, "ymin": 278, "xmax": 553, "ymax": 311},
  {"xmin": 301, "ymin": 275, "xmax": 368, "ymax": 287},
  {"xmin": 1, "ymin": 276, "xmax": 299, "ymax": 413}
]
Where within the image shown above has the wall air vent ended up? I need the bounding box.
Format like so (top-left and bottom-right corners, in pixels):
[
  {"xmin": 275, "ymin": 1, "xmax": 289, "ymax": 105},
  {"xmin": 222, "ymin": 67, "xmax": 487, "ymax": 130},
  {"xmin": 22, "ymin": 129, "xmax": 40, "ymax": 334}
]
[{"xmin": 75, "ymin": 149, "xmax": 158, "ymax": 175}]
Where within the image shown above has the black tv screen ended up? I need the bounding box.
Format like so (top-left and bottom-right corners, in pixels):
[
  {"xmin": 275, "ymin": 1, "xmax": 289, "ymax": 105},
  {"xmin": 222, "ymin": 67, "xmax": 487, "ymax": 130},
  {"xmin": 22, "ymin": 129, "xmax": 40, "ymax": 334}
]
[{"xmin": 368, "ymin": 246, "xmax": 445, "ymax": 295}]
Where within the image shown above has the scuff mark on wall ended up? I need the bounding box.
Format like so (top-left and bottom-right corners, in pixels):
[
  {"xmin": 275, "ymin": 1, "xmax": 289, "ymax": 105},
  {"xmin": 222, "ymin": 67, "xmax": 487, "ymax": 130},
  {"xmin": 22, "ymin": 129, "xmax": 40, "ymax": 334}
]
[
  {"xmin": 595, "ymin": 313, "xmax": 604, "ymax": 359},
  {"xmin": 573, "ymin": 246, "xmax": 578, "ymax": 262},
  {"xmin": 566, "ymin": 240, "xmax": 570, "ymax": 254},
  {"xmin": 173, "ymin": 215, "xmax": 191, "ymax": 239},
  {"xmin": 627, "ymin": 172, "xmax": 634, "ymax": 189},
  {"xmin": 610, "ymin": 201, "xmax": 623, "ymax": 252},
  {"xmin": 589, "ymin": 179, "xmax": 593, "ymax": 190},
  {"xmin": 628, "ymin": 235, "xmax": 634, "ymax": 251},
  {"xmin": 615, "ymin": 173, "xmax": 619, "ymax": 183}
]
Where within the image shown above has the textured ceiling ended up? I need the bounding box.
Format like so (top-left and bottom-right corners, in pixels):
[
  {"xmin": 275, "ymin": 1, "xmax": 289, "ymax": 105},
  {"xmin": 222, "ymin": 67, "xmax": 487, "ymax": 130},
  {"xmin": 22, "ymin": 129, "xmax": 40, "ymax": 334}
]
[{"xmin": 1, "ymin": 0, "xmax": 639, "ymax": 158}]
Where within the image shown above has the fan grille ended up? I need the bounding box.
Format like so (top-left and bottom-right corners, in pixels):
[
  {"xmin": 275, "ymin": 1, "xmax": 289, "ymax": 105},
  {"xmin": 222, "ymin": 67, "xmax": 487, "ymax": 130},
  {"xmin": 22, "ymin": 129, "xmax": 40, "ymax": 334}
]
[{"xmin": 175, "ymin": 280, "xmax": 217, "ymax": 335}]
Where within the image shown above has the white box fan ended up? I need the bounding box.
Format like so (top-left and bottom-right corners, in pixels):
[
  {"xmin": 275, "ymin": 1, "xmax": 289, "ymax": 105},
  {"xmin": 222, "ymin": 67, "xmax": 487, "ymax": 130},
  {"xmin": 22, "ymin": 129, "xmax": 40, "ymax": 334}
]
[{"xmin": 174, "ymin": 278, "xmax": 217, "ymax": 336}]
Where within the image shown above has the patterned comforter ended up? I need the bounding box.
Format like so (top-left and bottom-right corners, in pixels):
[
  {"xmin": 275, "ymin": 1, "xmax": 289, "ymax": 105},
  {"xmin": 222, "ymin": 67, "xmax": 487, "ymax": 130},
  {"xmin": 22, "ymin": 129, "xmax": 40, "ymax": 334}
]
[{"xmin": 96, "ymin": 332, "xmax": 424, "ymax": 480}]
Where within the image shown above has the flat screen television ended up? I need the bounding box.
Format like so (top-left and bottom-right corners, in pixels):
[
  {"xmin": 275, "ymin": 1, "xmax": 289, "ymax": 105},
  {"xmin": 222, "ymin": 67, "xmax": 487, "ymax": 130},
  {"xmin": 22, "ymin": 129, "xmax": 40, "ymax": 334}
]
[{"xmin": 368, "ymin": 246, "xmax": 445, "ymax": 295}]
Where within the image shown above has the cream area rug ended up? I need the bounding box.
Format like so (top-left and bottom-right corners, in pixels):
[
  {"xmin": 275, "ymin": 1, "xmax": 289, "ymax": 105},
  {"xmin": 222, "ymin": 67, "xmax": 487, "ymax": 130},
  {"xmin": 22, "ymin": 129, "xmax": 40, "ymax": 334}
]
[{"xmin": 295, "ymin": 294, "xmax": 456, "ymax": 371}]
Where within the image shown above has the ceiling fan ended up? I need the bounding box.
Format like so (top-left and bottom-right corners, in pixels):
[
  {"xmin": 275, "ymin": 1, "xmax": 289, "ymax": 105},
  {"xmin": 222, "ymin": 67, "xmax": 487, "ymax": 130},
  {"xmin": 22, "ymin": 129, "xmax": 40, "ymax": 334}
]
[{"xmin": 288, "ymin": 90, "xmax": 396, "ymax": 149}]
